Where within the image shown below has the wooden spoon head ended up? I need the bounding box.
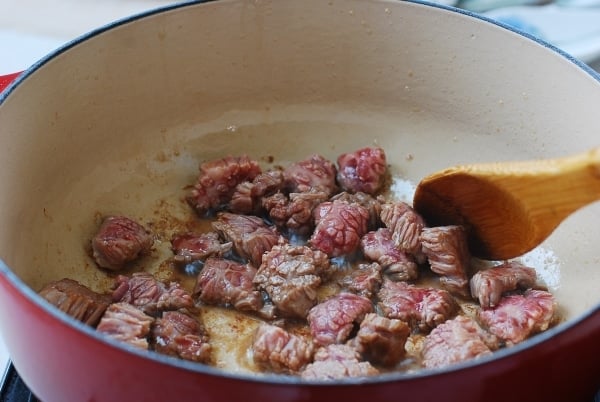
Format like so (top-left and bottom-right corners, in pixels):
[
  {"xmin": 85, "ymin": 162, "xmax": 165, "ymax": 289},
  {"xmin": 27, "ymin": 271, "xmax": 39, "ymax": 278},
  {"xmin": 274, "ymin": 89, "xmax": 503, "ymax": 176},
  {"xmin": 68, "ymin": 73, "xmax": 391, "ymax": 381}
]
[{"xmin": 413, "ymin": 170, "xmax": 536, "ymax": 260}]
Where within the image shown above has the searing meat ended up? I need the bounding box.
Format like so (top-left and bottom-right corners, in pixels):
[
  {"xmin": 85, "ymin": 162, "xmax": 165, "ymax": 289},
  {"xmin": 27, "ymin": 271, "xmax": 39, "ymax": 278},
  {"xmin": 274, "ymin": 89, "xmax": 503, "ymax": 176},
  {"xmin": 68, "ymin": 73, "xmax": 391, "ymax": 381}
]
[
  {"xmin": 331, "ymin": 191, "xmax": 383, "ymax": 231},
  {"xmin": 97, "ymin": 302, "xmax": 154, "ymax": 349},
  {"xmin": 310, "ymin": 200, "xmax": 370, "ymax": 257},
  {"xmin": 420, "ymin": 225, "xmax": 471, "ymax": 297},
  {"xmin": 229, "ymin": 169, "xmax": 285, "ymax": 215},
  {"xmin": 337, "ymin": 262, "xmax": 383, "ymax": 299},
  {"xmin": 336, "ymin": 147, "xmax": 387, "ymax": 195},
  {"xmin": 361, "ymin": 228, "xmax": 419, "ymax": 281},
  {"xmin": 194, "ymin": 257, "xmax": 263, "ymax": 313},
  {"xmin": 254, "ymin": 243, "xmax": 330, "ymax": 318},
  {"xmin": 91, "ymin": 215, "xmax": 153, "ymax": 270},
  {"xmin": 263, "ymin": 190, "xmax": 328, "ymax": 235},
  {"xmin": 151, "ymin": 311, "xmax": 212, "ymax": 363},
  {"xmin": 187, "ymin": 155, "xmax": 262, "ymax": 216},
  {"xmin": 349, "ymin": 313, "xmax": 410, "ymax": 367},
  {"xmin": 211, "ymin": 212, "xmax": 281, "ymax": 266},
  {"xmin": 478, "ymin": 289, "xmax": 556, "ymax": 345},
  {"xmin": 422, "ymin": 315, "xmax": 498, "ymax": 368},
  {"xmin": 301, "ymin": 344, "xmax": 379, "ymax": 380},
  {"xmin": 380, "ymin": 202, "xmax": 426, "ymax": 262},
  {"xmin": 112, "ymin": 272, "xmax": 194, "ymax": 315},
  {"xmin": 283, "ymin": 154, "xmax": 338, "ymax": 196},
  {"xmin": 171, "ymin": 231, "xmax": 232, "ymax": 265},
  {"xmin": 252, "ymin": 323, "xmax": 315, "ymax": 373},
  {"xmin": 378, "ymin": 280, "xmax": 458, "ymax": 332},
  {"xmin": 38, "ymin": 278, "xmax": 111, "ymax": 326},
  {"xmin": 470, "ymin": 261, "xmax": 538, "ymax": 308},
  {"xmin": 307, "ymin": 292, "xmax": 373, "ymax": 346}
]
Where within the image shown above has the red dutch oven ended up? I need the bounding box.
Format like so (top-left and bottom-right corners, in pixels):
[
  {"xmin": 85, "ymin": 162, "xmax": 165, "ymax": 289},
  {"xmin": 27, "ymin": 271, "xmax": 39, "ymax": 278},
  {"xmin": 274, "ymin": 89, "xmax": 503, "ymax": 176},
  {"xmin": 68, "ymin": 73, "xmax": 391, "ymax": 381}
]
[{"xmin": 0, "ymin": 1, "xmax": 599, "ymax": 401}]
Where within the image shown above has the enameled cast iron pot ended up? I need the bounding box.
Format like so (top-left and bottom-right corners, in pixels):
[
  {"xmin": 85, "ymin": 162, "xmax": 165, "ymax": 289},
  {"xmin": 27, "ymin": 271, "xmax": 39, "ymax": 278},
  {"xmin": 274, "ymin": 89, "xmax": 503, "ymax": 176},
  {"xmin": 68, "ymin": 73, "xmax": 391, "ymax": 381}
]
[{"xmin": 0, "ymin": 1, "xmax": 599, "ymax": 401}]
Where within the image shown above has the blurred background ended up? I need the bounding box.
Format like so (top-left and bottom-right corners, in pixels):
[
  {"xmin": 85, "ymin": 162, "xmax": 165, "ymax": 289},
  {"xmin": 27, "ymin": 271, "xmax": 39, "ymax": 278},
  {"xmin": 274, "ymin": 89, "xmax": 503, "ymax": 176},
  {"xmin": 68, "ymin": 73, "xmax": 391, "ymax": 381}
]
[{"xmin": 0, "ymin": 0, "xmax": 599, "ymax": 376}]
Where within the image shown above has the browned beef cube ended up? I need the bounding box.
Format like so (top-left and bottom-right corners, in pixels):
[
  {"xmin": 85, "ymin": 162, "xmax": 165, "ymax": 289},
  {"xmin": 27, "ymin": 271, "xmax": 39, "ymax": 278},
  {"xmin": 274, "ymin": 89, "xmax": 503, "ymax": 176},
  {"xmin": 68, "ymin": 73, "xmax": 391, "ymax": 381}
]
[
  {"xmin": 301, "ymin": 344, "xmax": 379, "ymax": 380},
  {"xmin": 307, "ymin": 292, "xmax": 373, "ymax": 346},
  {"xmin": 336, "ymin": 147, "xmax": 387, "ymax": 195},
  {"xmin": 420, "ymin": 225, "xmax": 471, "ymax": 297},
  {"xmin": 254, "ymin": 244, "xmax": 330, "ymax": 318},
  {"xmin": 194, "ymin": 257, "xmax": 263, "ymax": 313},
  {"xmin": 361, "ymin": 228, "xmax": 419, "ymax": 281},
  {"xmin": 97, "ymin": 302, "xmax": 154, "ymax": 349},
  {"xmin": 331, "ymin": 191, "xmax": 384, "ymax": 231},
  {"xmin": 478, "ymin": 289, "xmax": 556, "ymax": 345},
  {"xmin": 263, "ymin": 190, "xmax": 328, "ymax": 236},
  {"xmin": 229, "ymin": 169, "xmax": 285, "ymax": 215},
  {"xmin": 38, "ymin": 278, "xmax": 111, "ymax": 327},
  {"xmin": 470, "ymin": 261, "xmax": 538, "ymax": 308},
  {"xmin": 186, "ymin": 155, "xmax": 262, "ymax": 216},
  {"xmin": 310, "ymin": 200, "xmax": 369, "ymax": 257},
  {"xmin": 211, "ymin": 212, "xmax": 281, "ymax": 266},
  {"xmin": 151, "ymin": 311, "xmax": 212, "ymax": 363},
  {"xmin": 337, "ymin": 262, "xmax": 383, "ymax": 299},
  {"xmin": 170, "ymin": 231, "xmax": 232, "ymax": 265},
  {"xmin": 283, "ymin": 154, "xmax": 338, "ymax": 197},
  {"xmin": 380, "ymin": 202, "xmax": 426, "ymax": 262},
  {"xmin": 252, "ymin": 323, "xmax": 315, "ymax": 373},
  {"xmin": 422, "ymin": 315, "xmax": 498, "ymax": 369},
  {"xmin": 349, "ymin": 313, "xmax": 410, "ymax": 367},
  {"xmin": 112, "ymin": 272, "xmax": 193, "ymax": 315},
  {"xmin": 378, "ymin": 280, "xmax": 458, "ymax": 332},
  {"xmin": 91, "ymin": 215, "xmax": 153, "ymax": 270}
]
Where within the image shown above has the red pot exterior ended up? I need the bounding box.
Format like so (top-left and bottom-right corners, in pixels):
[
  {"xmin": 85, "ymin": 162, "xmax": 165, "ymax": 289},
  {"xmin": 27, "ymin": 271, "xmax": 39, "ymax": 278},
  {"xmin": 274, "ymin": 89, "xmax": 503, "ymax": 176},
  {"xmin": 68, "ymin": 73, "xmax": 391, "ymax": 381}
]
[{"xmin": 1, "ymin": 270, "xmax": 598, "ymax": 402}]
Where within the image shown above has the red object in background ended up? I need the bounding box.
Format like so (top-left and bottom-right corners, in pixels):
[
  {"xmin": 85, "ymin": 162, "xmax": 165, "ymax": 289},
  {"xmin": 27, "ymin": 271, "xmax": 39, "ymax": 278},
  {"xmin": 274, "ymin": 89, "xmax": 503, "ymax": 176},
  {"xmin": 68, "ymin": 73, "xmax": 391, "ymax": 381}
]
[{"xmin": 0, "ymin": 72, "xmax": 20, "ymax": 93}]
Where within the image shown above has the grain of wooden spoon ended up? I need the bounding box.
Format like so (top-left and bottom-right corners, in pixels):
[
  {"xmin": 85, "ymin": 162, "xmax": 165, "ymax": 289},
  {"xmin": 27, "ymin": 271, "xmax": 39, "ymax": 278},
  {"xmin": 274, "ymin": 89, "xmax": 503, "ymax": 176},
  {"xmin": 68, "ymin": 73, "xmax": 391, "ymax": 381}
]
[{"xmin": 412, "ymin": 147, "xmax": 600, "ymax": 260}]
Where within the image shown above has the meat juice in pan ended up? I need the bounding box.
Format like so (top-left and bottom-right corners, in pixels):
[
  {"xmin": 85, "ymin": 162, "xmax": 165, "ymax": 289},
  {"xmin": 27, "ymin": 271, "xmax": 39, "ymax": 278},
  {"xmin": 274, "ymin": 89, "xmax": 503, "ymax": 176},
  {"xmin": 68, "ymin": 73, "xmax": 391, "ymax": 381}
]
[{"xmin": 35, "ymin": 118, "xmax": 563, "ymax": 378}]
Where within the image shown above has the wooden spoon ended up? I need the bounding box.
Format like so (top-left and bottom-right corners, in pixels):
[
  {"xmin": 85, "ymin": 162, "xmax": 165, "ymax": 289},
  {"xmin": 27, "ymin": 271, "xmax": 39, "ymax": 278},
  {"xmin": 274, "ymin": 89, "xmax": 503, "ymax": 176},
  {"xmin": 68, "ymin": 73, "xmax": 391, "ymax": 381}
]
[{"xmin": 412, "ymin": 147, "xmax": 600, "ymax": 260}]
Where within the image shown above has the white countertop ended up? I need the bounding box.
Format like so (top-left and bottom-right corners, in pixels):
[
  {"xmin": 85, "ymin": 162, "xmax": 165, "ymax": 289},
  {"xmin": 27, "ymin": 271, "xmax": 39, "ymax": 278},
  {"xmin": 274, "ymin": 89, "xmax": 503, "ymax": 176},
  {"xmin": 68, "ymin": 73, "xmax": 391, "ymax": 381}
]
[{"xmin": 0, "ymin": 0, "xmax": 599, "ymax": 380}]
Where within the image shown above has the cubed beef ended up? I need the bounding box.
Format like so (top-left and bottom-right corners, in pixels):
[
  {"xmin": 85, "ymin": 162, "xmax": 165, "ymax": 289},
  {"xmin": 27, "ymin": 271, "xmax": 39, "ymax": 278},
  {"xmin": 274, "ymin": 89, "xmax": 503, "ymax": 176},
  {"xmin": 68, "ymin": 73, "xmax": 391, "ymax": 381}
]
[
  {"xmin": 422, "ymin": 315, "xmax": 498, "ymax": 369},
  {"xmin": 263, "ymin": 190, "xmax": 329, "ymax": 236},
  {"xmin": 112, "ymin": 272, "xmax": 193, "ymax": 315},
  {"xmin": 252, "ymin": 323, "xmax": 315, "ymax": 373},
  {"xmin": 254, "ymin": 243, "xmax": 330, "ymax": 318},
  {"xmin": 91, "ymin": 215, "xmax": 153, "ymax": 270},
  {"xmin": 336, "ymin": 147, "xmax": 387, "ymax": 195},
  {"xmin": 380, "ymin": 202, "xmax": 426, "ymax": 262},
  {"xmin": 212, "ymin": 212, "xmax": 281, "ymax": 266},
  {"xmin": 151, "ymin": 311, "xmax": 212, "ymax": 363},
  {"xmin": 310, "ymin": 200, "xmax": 369, "ymax": 257},
  {"xmin": 38, "ymin": 278, "xmax": 111, "ymax": 327},
  {"xmin": 470, "ymin": 261, "xmax": 538, "ymax": 308},
  {"xmin": 186, "ymin": 155, "xmax": 261, "ymax": 216},
  {"xmin": 361, "ymin": 228, "xmax": 419, "ymax": 281},
  {"xmin": 331, "ymin": 191, "xmax": 384, "ymax": 231},
  {"xmin": 283, "ymin": 154, "xmax": 338, "ymax": 197},
  {"xmin": 171, "ymin": 231, "xmax": 232, "ymax": 265},
  {"xmin": 229, "ymin": 169, "xmax": 285, "ymax": 215},
  {"xmin": 194, "ymin": 257, "xmax": 263, "ymax": 313},
  {"xmin": 97, "ymin": 302, "xmax": 154, "ymax": 349},
  {"xmin": 337, "ymin": 262, "xmax": 383, "ymax": 299},
  {"xmin": 301, "ymin": 344, "xmax": 379, "ymax": 380},
  {"xmin": 378, "ymin": 280, "xmax": 458, "ymax": 332},
  {"xmin": 420, "ymin": 225, "xmax": 471, "ymax": 297},
  {"xmin": 307, "ymin": 292, "xmax": 373, "ymax": 346},
  {"xmin": 478, "ymin": 289, "xmax": 556, "ymax": 345},
  {"xmin": 349, "ymin": 313, "xmax": 410, "ymax": 367}
]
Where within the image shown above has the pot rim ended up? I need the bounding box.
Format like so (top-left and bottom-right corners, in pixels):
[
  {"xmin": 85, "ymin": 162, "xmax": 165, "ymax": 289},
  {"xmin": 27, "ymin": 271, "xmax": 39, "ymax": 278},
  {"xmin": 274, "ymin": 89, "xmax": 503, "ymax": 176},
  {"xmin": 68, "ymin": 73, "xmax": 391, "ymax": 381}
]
[
  {"xmin": 0, "ymin": 0, "xmax": 599, "ymax": 104},
  {"xmin": 1, "ymin": 0, "xmax": 599, "ymax": 386}
]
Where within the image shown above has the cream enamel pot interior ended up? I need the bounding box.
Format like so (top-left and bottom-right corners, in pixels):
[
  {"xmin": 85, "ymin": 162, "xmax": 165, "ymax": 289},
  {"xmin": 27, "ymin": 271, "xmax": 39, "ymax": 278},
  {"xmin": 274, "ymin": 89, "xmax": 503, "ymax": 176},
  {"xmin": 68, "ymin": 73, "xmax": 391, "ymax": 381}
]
[{"xmin": 1, "ymin": 1, "xmax": 599, "ymax": 401}]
